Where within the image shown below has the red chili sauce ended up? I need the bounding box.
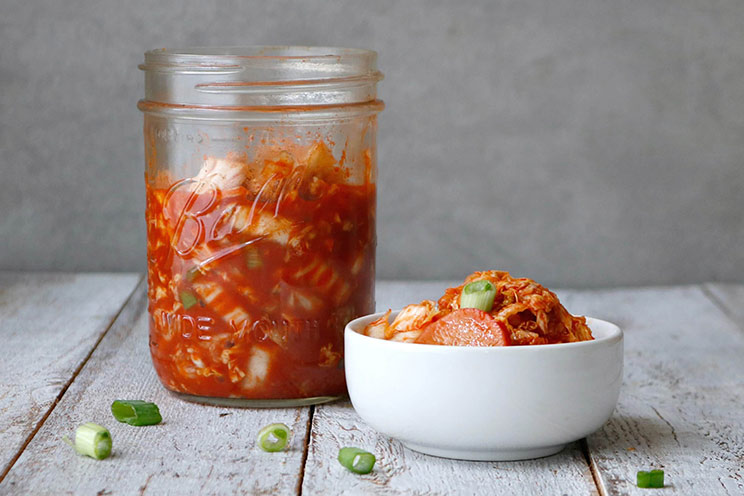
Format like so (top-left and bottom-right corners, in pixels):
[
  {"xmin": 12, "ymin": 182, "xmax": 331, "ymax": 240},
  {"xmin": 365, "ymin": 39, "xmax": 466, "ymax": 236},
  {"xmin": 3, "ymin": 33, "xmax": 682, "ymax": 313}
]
[{"xmin": 145, "ymin": 143, "xmax": 375, "ymax": 399}]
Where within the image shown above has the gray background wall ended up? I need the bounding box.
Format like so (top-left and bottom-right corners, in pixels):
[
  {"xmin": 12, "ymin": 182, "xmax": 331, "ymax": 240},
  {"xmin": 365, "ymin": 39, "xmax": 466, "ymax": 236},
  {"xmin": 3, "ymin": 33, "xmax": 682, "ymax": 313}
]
[{"xmin": 1, "ymin": 0, "xmax": 742, "ymax": 287}]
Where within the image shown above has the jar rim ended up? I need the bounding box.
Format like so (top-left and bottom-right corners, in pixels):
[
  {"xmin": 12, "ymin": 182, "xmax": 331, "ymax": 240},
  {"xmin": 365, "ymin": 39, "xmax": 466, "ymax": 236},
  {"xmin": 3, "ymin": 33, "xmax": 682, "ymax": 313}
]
[
  {"xmin": 140, "ymin": 46, "xmax": 379, "ymax": 75},
  {"xmin": 143, "ymin": 45, "xmax": 376, "ymax": 59},
  {"xmin": 140, "ymin": 46, "xmax": 383, "ymax": 111}
]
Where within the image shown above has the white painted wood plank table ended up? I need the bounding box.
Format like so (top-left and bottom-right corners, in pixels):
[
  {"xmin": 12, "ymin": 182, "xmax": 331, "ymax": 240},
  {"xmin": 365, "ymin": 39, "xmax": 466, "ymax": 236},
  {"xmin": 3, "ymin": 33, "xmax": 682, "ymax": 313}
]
[{"xmin": 0, "ymin": 273, "xmax": 742, "ymax": 495}]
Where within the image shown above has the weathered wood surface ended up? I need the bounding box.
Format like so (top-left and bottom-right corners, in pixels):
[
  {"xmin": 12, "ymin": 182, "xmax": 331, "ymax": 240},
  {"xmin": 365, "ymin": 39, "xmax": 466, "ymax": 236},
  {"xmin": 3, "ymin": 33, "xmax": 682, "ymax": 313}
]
[
  {"xmin": 0, "ymin": 272, "xmax": 140, "ymax": 479},
  {"xmin": 302, "ymin": 402, "xmax": 598, "ymax": 496},
  {"xmin": 563, "ymin": 286, "xmax": 744, "ymax": 496},
  {"xmin": 302, "ymin": 282, "xmax": 599, "ymax": 496},
  {"xmin": 1, "ymin": 280, "xmax": 312, "ymax": 495},
  {"xmin": 704, "ymin": 283, "xmax": 744, "ymax": 332},
  {"xmin": 1, "ymin": 278, "xmax": 743, "ymax": 495}
]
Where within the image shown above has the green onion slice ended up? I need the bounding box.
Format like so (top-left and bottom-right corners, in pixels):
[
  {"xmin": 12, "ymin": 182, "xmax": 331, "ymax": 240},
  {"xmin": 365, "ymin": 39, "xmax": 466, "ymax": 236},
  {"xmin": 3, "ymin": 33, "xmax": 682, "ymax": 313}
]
[
  {"xmin": 257, "ymin": 423, "xmax": 290, "ymax": 452},
  {"xmin": 245, "ymin": 249, "xmax": 263, "ymax": 269},
  {"xmin": 338, "ymin": 447, "xmax": 376, "ymax": 474},
  {"xmin": 66, "ymin": 423, "xmax": 112, "ymax": 460},
  {"xmin": 637, "ymin": 469, "xmax": 664, "ymax": 488},
  {"xmin": 637, "ymin": 471, "xmax": 651, "ymax": 488},
  {"xmin": 179, "ymin": 290, "xmax": 198, "ymax": 309},
  {"xmin": 460, "ymin": 280, "xmax": 497, "ymax": 312},
  {"xmin": 111, "ymin": 400, "xmax": 162, "ymax": 426},
  {"xmin": 649, "ymin": 469, "xmax": 665, "ymax": 487}
]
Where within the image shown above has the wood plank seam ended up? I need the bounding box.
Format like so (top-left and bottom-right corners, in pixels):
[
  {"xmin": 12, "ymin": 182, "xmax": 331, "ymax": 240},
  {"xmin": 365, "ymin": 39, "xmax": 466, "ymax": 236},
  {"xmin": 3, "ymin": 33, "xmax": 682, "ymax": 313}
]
[
  {"xmin": 577, "ymin": 285, "xmax": 744, "ymax": 495},
  {"xmin": 701, "ymin": 284, "xmax": 744, "ymax": 334},
  {"xmin": 296, "ymin": 405, "xmax": 316, "ymax": 496},
  {"xmin": 0, "ymin": 274, "xmax": 145, "ymax": 484},
  {"xmin": 580, "ymin": 438, "xmax": 606, "ymax": 496}
]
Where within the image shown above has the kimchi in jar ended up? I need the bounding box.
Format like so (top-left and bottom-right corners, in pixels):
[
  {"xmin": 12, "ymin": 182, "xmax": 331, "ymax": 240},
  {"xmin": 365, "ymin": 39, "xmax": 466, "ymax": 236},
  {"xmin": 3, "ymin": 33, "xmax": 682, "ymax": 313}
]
[{"xmin": 138, "ymin": 47, "xmax": 383, "ymax": 406}]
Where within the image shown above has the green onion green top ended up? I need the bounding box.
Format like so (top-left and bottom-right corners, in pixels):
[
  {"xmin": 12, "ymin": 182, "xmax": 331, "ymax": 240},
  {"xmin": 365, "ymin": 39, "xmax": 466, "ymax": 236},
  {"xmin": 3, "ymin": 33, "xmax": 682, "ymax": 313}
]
[
  {"xmin": 65, "ymin": 423, "xmax": 112, "ymax": 460},
  {"xmin": 460, "ymin": 280, "xmax": 497, "ymax": 312},
  {"xmin": 637, "ymin": 469, "xmax": 665, "ymax": 488},
  {"xmin": 245, "ymin": 249, "xmax": 263, "ymax": 269},
  {"xmin": 111, "ymin": 400, "xmax": 162, "ymax": 426},
  {"xmin": 257, "ymin": 423, "xmax": 290, "ymax": 452},
  {"xmin": 338, "ymin": 447, "xmax": 376, "ymax": 474},
  {"xmin": 179, "ymin": 290, "xmax": 198, "ymax": 310}
]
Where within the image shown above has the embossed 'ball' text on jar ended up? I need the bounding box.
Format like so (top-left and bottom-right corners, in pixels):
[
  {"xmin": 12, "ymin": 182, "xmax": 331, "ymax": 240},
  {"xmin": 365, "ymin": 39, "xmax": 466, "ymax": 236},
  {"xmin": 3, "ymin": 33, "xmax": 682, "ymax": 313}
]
[{"xmin": 138, "ymin": 47, "xmax": 383, "ymax": 407}]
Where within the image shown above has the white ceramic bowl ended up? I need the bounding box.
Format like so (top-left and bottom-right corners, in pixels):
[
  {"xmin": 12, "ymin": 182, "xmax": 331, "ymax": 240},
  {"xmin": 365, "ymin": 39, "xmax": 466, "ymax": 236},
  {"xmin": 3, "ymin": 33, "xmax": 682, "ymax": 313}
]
[{"xmin": 345, "ymin": 312, "xmax": 623, "ymax": 461}]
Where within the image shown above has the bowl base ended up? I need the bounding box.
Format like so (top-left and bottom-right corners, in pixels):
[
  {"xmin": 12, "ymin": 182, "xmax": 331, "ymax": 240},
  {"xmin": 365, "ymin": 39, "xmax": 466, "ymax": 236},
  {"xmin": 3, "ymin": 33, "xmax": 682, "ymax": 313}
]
[
  {"xmin": 402, "ymin": 442, "xmax": 566, "ymax": 461},
  {"xmin": 169, "ymin": 391, "xmax": 341, "ymax": 408}
]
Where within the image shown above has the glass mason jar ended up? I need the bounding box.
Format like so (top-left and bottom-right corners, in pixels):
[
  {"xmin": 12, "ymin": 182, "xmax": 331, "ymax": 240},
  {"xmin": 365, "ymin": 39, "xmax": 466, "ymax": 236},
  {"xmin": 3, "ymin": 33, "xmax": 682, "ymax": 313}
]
[{"xmin": 138, "ymin": 47, "xmax": 383, "ymax": 407}]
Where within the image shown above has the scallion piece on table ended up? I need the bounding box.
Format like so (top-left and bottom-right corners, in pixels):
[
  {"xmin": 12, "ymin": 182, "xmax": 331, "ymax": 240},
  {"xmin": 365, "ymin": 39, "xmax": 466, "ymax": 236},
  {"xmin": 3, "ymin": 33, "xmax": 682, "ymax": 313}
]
[
  {"xmin": 256, "ymin": 423, "xmax": 290, "ymax": 452},
  {"xmin": 111, "ymin": 400, "xmax": 162, "ymax": 426},
  {"xmin": 337, "ymin": 447, "xmax": 376, "ymax": 474},
  {"xmin": 179, "ymin": 290, "xmax": 198, "ymax": 309},
  {"xmin": 64, "ymin": 423, "xmax": 112, "ymax": 460},
  {"xmin": 637, "ymin": 469, "xmax": 664, "ymax": 488},
  {"xmin": 460, "ymin": 280, "xmax": 497, "ymax": 312}
]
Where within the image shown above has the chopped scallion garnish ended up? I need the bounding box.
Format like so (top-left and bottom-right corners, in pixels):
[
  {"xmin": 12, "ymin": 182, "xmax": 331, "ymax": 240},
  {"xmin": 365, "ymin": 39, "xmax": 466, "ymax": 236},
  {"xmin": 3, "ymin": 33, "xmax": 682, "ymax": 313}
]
[
  {"xmin": 246, "ymin": 249, "xmax": 263, "ymax": 269},
  {"xmin": 637, "ymin": 469, "xmax": 664, "ymax": 488},
  {"xmin": 180, "ymin": 290, "xmax": 198, "ymax": 309},
  {"xmin": 111, "ymin": 400, "xmax": 162, "ymax": 426},
  {"xmin": 65, "ymin": 423, "xmax": 112, "ymax": 460},
  {"xmin": 256, "ymin": 423, "xmax": 290, "ymax": 452},
  {"xmin": 338, "ymin": 447, "xmax": 376, "ymax": 474},
  {"xmin": 460, "ymin": 280, "xmax": 497, "ymax": 312}
]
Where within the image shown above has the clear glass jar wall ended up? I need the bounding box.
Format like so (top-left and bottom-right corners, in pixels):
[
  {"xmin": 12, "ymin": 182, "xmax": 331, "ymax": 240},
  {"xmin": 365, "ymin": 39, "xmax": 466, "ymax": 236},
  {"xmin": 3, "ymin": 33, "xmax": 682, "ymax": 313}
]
[{"xmin": 139, "ymin": 47, "xmax": 383, "ymax": 406}]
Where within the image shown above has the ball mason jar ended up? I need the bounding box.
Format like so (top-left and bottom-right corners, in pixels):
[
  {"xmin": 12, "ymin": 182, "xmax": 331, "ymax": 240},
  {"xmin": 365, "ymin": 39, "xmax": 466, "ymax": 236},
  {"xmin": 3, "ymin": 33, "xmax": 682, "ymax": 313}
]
[{"xmin": 138, "ymin": 47, "xmax": 382, "ymax": 407}]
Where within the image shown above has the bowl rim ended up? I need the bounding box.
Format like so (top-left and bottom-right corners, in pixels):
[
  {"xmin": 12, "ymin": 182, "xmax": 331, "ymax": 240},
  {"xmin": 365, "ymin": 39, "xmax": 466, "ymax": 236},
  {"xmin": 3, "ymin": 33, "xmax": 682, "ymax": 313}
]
[{"xmin": 345, "ymin": 310, "xmax": 622, "ymax": 354}]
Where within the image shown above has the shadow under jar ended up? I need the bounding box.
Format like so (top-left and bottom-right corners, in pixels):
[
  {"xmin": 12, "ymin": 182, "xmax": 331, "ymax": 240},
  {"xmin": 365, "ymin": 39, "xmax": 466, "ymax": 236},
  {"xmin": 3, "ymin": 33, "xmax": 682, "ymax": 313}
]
[{"xmin": 138, "ymin": 47, "xmax": 383, "ymax": 407}]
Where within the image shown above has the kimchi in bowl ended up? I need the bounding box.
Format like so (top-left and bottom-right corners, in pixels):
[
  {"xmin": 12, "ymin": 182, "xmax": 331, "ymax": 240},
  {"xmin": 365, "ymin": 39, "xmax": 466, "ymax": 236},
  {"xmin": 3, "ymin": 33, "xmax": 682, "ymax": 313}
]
[{"xmin": 345, "ymin": 312, "xmax": 623, "ymax": 461}]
